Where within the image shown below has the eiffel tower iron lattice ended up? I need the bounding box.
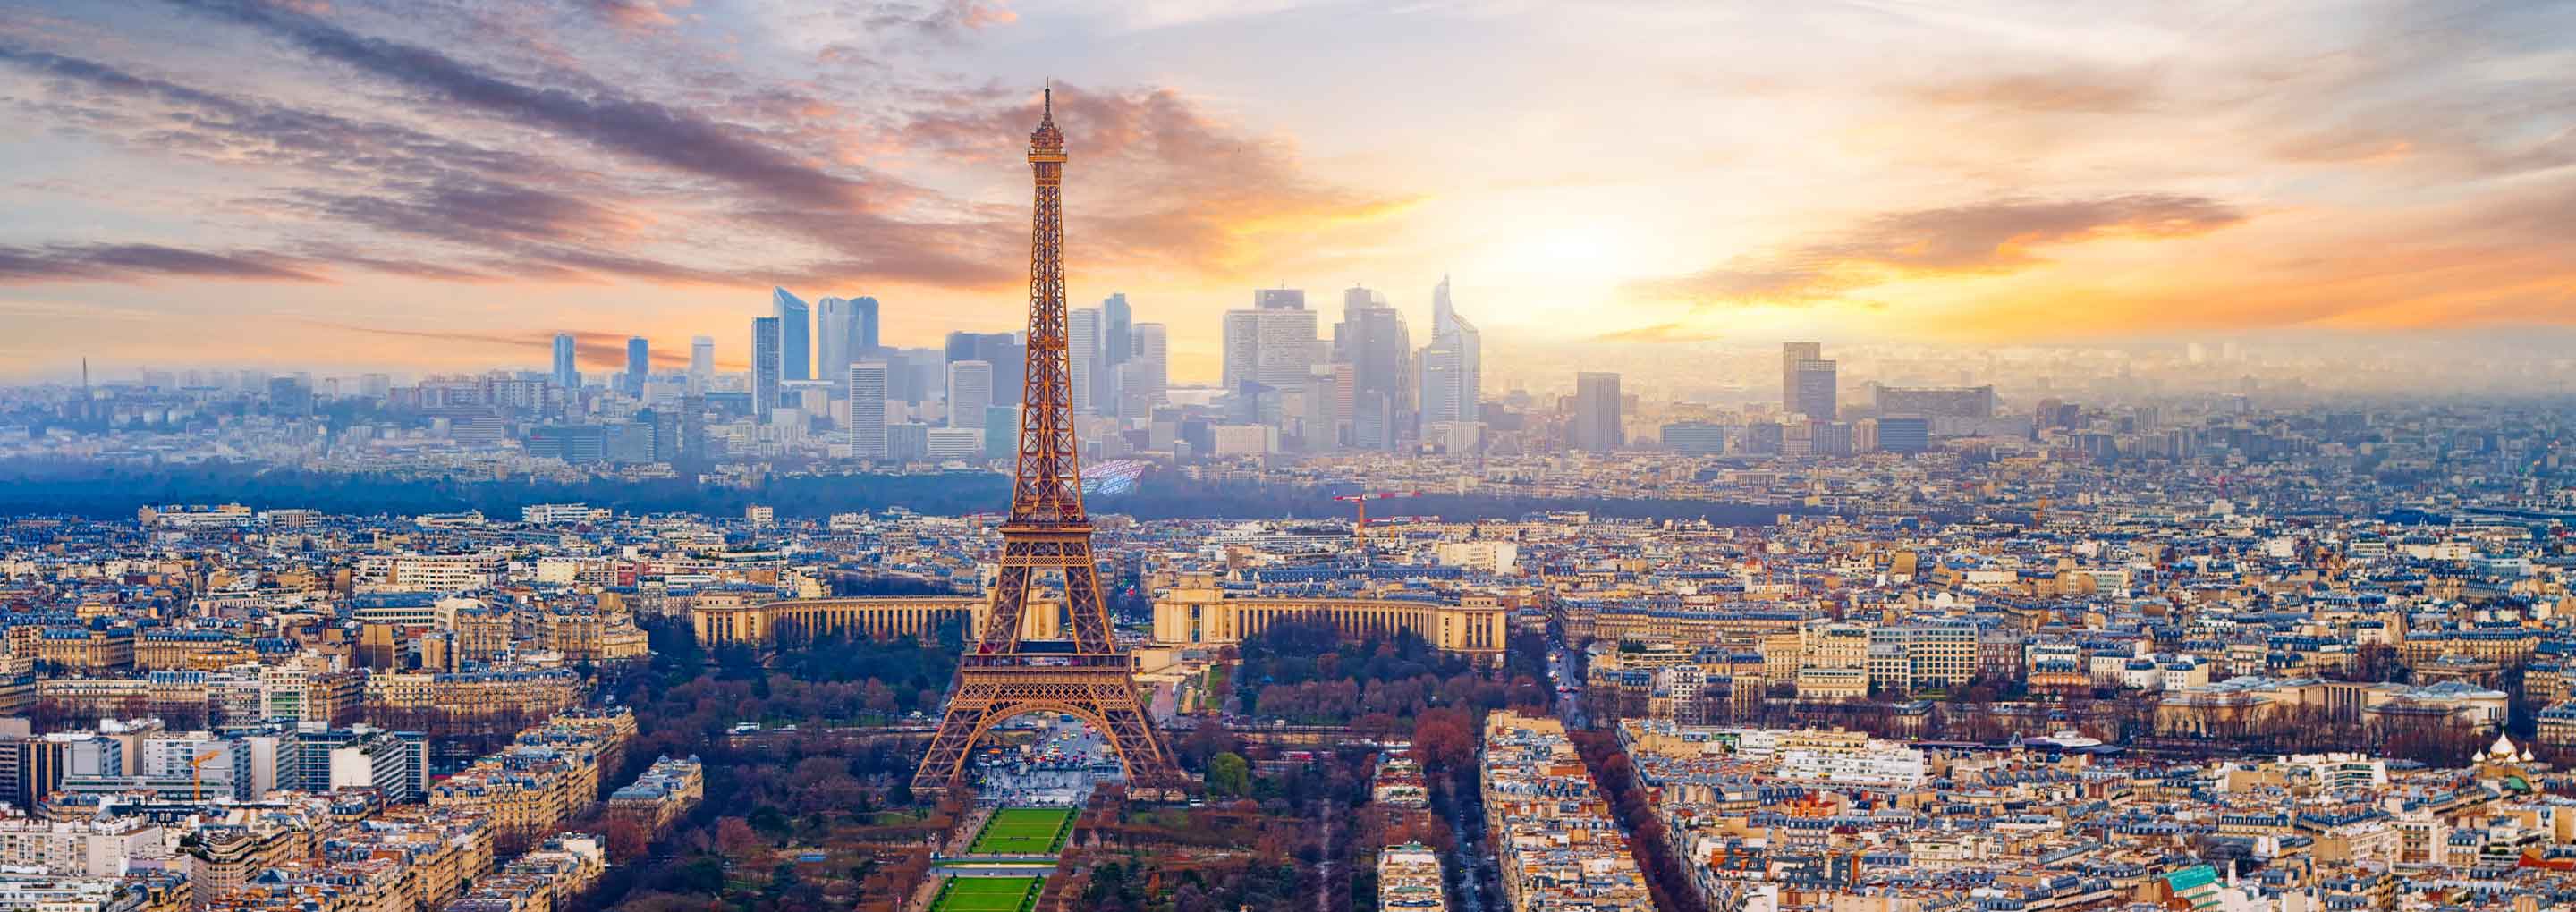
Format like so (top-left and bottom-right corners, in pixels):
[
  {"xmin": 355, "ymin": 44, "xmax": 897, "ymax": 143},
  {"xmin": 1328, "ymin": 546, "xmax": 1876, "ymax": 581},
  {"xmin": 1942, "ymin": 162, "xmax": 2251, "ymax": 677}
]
[{"xmin": 911, "ymin": 85, "xmax": 1182, "ymax": 799}]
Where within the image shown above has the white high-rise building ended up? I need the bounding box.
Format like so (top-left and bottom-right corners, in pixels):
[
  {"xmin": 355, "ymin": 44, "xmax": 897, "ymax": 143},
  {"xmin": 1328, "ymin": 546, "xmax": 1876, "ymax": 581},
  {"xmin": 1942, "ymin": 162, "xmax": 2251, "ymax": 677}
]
[
  {"xmin": 1428, "ymin": 274, "xmax": 1480, "ymax": 425},
  {"xmin": 946, "ymin": 360, "xmax": 993, "ymax": 429},
  {"xmin": 845, "ymin": 362, "xmax": 887, "ymax": 460},
  {"xmin": 1221, "ymin": 289, "xmax": 1318, "ymax": 393},
  {"xmin": 816, "ymin": 297, "xmax": 856, "ymax": 393},
  {"xmin": 1131, "ymin": 323, "xmax": 1168, "ymax": 407},
  {"xmin": 1069, "ymin": 308, "xmax": 1102, "ymax": 413},
  {"xmin": 689, "ymin": 335, "xmax": 714, "ymax": 391},
  {"xmin": 1221, "ymin": 311, "xmax": 1260, "ymax": 391}
]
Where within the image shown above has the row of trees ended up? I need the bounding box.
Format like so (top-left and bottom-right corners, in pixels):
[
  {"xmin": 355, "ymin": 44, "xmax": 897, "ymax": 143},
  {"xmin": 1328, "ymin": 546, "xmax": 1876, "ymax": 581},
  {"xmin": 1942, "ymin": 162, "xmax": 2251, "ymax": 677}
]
[
  {"xmin": 1569, "ymin": 729, "xmax": 1710, "ymax": 912},
  {"xmin": 1234, "ymin": 618, "xmax": 1553, "ymax": 725}
]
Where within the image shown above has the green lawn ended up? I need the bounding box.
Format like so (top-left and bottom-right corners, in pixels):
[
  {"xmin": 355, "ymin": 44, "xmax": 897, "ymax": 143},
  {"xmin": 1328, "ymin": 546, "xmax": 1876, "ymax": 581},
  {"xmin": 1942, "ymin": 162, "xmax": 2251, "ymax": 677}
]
[
  {"xmin": 967, "ymin": 807, "xmax": 1075, "ymax": 856},
  {"xmin": 928, "ymin": 875, "xmax": 1042, "ymax": 912}
]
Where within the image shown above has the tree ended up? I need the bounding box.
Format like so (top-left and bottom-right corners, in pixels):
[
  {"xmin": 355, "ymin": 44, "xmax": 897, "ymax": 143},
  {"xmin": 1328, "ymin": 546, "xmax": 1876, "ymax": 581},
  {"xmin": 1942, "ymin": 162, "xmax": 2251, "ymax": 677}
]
[
  {"xmin": 715, "ymin": 817, "xmax": 761, "ymax": 857},
  {"xmin": 1410, "ymin": 708, "xmax": 1476, "ymax": 771},
  {"xmin": 1208, "ymin": 752, "xmax": 1251, "ymax": 797}
]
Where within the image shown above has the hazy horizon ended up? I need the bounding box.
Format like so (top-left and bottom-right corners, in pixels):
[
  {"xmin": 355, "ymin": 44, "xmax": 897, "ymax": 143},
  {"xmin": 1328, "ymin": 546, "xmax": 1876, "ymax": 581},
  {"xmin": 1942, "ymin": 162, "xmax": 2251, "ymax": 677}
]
[{"xmin": 4, "ymin": 1, "xmax": 2572, "ymax": 384}]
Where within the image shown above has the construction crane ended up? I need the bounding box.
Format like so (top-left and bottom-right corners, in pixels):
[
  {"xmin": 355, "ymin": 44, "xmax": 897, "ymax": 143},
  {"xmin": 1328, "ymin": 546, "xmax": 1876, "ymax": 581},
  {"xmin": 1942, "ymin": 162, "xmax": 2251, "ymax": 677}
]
[
  {"xmin": 190, "ymin": 747, "xmax": 225, "ymax": 802},
  {"xmin": 1333, "ymin": 491, "xmax": 1418, "ymax": 544}
]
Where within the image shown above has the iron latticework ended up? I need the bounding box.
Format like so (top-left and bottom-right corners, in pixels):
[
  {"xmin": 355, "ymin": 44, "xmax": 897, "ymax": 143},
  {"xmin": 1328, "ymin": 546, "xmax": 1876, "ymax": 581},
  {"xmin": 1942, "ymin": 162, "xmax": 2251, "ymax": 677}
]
[{"xmin": 912, "ymin": 86, "xmax": 1181, "ymax": 798}]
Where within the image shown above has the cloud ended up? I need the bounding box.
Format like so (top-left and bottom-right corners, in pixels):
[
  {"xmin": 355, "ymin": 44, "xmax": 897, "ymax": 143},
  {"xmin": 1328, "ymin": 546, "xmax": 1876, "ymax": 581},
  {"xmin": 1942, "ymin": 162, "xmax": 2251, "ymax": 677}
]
[
  {"xmin": 1587, "ymin": 323, "xmax": 1724, "ymax": 344},
  {"xmin": 889, "ymin": 83, "xmax": 1416, "ymax": 276},
  {"xmin": 292, "ymin": 176, "xmax": 641, "ymax": 244},
  {"xmin": 0, "ymin": 46, "xmax": 565, "ymax": 184},
  {"xmin": 859, "ymin": 1, "xmax": 1016, "ymax": 39},
  {"xmin": 1629, "ymin": 193, "xmax": 2246, "ymax": 307},
  {"xmin": 578, "ymin": 0, "xmax": 686, "ymax": 31},
  {"xmin": 1, "ymin": 42, "xmax": 1017, "ymax": 291},
  {"xmin": 8, "ymin": 6, "xmax": 1396, "ymax": 300},
  {"xmin": 165, "ymin": 0, "xmax": 876, "ymax": 208},
  {"xmin": 1904, "ymin": 67, "xmax": 2160, "ymax": 114},
  {"xmin": 309, "ymin": 323, "xmax": 730, "ymax": 369},
  {"xmin": 0, "ymin": 243, "xmax": 326, "ymax": 283}
]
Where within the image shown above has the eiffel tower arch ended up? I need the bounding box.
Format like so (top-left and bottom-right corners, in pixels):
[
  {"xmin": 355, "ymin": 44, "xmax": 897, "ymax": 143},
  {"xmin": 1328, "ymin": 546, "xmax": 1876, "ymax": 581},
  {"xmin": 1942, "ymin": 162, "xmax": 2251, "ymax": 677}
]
[{"xmin": 911, "ymin": 85, "xmax": 1182, "ymax": 800}]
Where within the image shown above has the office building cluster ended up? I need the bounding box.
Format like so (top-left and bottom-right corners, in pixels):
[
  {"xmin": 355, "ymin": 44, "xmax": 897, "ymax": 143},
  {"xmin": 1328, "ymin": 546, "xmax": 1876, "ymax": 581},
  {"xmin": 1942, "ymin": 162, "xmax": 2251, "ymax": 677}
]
[{"xmin": 1216, "ymin": 279, "xmax": 1484, "ymax": 455}]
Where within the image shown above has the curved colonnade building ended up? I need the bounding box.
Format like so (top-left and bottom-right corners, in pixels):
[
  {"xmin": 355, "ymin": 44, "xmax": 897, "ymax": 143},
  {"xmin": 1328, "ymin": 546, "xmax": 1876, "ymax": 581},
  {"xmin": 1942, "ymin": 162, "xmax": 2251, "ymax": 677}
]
[{"xmin": 688, "ymin": 574, "xmax": 1506, "ymax": 666}]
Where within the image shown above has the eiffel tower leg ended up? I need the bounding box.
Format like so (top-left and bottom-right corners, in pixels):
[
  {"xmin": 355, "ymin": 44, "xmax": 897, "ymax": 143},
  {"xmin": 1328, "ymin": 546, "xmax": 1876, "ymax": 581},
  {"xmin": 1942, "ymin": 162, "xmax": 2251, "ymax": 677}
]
[
  {"xmin": 1089, "ymin": 683, "xmax": 1179, "ymax": 790},
  {"xmin": 911, "ymin": 687, "xmax": 993, "ymax": 798}
]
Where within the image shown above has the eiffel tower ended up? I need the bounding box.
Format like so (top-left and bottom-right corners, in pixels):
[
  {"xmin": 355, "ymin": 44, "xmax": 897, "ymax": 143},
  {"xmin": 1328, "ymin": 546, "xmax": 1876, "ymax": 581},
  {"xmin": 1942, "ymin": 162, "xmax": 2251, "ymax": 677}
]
[{"xmin": 911, "ymin": 85, "xmax": 1181, "ymax": 800}]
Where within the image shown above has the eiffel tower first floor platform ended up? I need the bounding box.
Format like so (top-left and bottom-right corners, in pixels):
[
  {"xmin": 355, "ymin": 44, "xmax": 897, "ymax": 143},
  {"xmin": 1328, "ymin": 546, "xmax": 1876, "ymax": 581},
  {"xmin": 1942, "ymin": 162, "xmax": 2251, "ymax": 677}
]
[{"xmin": 911, "ymin": 663, "xmax": 1186, "ymax": 803}]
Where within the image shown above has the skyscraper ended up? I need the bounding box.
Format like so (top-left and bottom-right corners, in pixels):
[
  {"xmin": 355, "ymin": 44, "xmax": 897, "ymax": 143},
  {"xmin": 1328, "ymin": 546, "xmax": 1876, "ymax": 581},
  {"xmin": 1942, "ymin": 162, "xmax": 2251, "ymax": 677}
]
[
  {"xmin": 1102, "ymin": 292, "xmax": 1131, "ymax": 373},
  {"xmin": 1418, "ymin": 274, "xmax": 1481, "ymax": 436},
  {"xmin": 947, "ymin": 360, "xmax": 993, "ymax": 430},
  {"xmin": 1335, "ymin": 286, "xmax": 1411, "ymax": 450},
  {"xmin": 1419, "ymin": 342, "xmax": 1465, "ymax": 430},
  {"xmin": 1572, "ymin": 372, "xmax": 1623, "ymax": 452},
  {"xmin": 1069, "ymin": 308, "xmax": 1101, "ymax": 413},
  {"xmin": 623, "ymin": 336, "xmax": 648, "ymax": 397},
  {"xmin": 550, "ymin": 333, "xmax": 579, "ymax": 390},
  {"xmin": 689, "ymin": 335, "xmax": 714, "ymax": 391},
  {"xmin": 751, "ymin": 317, "xmax": 781, "ymax": 420},
  {"xmin": 853, "ymin": 296, "xmax": 881, "ymax": 353},
  {"xmin": 772, "ymin": 287, "xmax": 810, "ymax": 382},
  {"xmin": 1221, "ymin": 311, "xmax": 1258, "ymax": 391},
  {"xmin": 1222, "ymin": 289, "xmax": 1318, "ymax": 393},
  {"xmin": 983, "ymin": 404, "xmax": 1018, "ymax": 460},
  {"xmin": 816, "ymin": 297, "xmax": 855, "ymax": 392},
  {"xmin": 1131, "ymin": 323, "xmax": 1167, "ymax": 408},
  {"xmin": 945, "ymin": 331, "xmax": 1024, "ymax": 407},
  {"xmin": 1782, "ymin": 342, "xmax": 1820, "ymax": 413},
  {"xmin": 1793, "ymin": 359, "xmax": 1838, "ymax": 420},
  {"xmin": 845, "ymin": 361, "xmax": 887, "ymax": 460}
]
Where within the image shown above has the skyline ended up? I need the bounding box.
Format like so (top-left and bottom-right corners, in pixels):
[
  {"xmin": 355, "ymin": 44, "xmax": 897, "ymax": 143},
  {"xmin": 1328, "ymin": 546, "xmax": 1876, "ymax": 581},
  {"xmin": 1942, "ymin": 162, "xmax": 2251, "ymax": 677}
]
[{"xmin": 4, "ymin": 1, "xmax": 2574, "ymax": 383}]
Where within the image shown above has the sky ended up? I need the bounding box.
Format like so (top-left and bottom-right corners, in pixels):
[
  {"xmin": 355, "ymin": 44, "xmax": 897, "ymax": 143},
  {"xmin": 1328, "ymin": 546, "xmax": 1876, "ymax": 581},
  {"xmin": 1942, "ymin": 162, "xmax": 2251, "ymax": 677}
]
[{"xmin": 1, "ymin": 0, "xmax": 2571, "ymax": 384}]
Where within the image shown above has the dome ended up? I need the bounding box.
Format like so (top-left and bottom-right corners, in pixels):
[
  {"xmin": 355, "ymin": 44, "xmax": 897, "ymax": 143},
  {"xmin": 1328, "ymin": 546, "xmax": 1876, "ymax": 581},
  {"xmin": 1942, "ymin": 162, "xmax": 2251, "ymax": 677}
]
[{"xmin": 2488, "ymin": 732, "xmax": 2518, "ymax": 759}]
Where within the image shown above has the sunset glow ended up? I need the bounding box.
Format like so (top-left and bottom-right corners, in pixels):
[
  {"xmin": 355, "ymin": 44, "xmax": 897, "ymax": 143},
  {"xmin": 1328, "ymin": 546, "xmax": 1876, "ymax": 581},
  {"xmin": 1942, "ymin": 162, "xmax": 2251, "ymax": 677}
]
[{"xmin": 2, "ymin": 1, "xmax": 2571, "ymax": 383}]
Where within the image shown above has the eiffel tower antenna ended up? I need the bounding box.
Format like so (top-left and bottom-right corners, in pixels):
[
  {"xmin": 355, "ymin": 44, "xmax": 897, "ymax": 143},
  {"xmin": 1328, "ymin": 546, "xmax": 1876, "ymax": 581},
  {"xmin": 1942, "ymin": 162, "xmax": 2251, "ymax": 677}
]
[{"xmin": 911, "ymin": 84, "xmax": 1181, "ymax": 800}]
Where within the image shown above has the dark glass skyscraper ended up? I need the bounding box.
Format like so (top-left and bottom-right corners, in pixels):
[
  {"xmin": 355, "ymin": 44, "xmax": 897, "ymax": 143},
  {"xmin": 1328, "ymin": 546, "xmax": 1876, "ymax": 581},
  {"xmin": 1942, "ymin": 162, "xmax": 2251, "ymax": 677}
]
[
  {"xmin": 1572, "ymin": 371, "xmax": 1623, "ymax": 452},
  {"xmin": 854, "ymin": 296, "xmax": 881, "ymax": 352},
  {"xmin": 623, "ymin": 336, "xmax": 648, "ymax": 397},
  {"xmin": 1335, "ymin": 286, "xmax": 1411, "ymax": 450},
  {"xmin": 1103, "ymin": 292, "xmax": 1132, "ymax": 372},
  {"xmin": 1782, "ymin": 342, "xmax": 1820, "ymax": 413},
  {"xmin": 751, "ymin": 317, "xmax": 781, "ymax": 420},
  {"xmin": 1794, "ymin": 359, "xmax": 1838, "ymax": 420}
]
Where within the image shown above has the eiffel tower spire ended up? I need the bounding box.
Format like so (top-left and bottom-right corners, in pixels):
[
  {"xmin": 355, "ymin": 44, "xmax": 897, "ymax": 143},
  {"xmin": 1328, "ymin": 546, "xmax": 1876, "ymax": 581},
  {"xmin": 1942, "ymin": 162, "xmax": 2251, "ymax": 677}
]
[{"xmin": 913, "ymin": 84, "xmax": 1181, "ymax": 800}]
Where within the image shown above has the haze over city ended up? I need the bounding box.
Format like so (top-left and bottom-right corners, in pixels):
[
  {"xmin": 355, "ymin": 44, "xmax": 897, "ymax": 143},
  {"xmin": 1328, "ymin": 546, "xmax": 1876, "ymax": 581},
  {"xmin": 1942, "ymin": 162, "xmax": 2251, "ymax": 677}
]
[{"xmin": 5, "ymin": 0, "xmax": 2573, "ymax": 384}]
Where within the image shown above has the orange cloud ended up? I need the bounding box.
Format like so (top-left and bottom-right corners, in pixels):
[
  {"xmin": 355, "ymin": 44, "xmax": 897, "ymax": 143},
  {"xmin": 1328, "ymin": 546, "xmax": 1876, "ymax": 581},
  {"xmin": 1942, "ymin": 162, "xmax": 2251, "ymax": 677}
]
[
  {"xmin": 308, "ymin": 323, "xmax": 740, "ymax": 370},
  {"xmin": 1904, "ymin": 67, "xmax": 2161, "ymax": 114},
  {"xmin": 1627, "ymin": 194, "xmax": 2247, "ymax": 308},
  {"xmin": 886, "ymin": 84, "xmax": 1419, "ymax": 280},
  {"xmin": 1587, "ymin": 322, "xmax": 1724, "ymax": 344}
]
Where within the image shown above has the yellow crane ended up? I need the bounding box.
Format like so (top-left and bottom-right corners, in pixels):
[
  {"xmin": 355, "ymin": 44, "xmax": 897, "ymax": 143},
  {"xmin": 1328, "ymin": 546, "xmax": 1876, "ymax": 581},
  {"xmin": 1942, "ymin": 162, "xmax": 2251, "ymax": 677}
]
[{"xmin": 190, "ymin": 747, "xmax": 225, "ymax": 802}]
